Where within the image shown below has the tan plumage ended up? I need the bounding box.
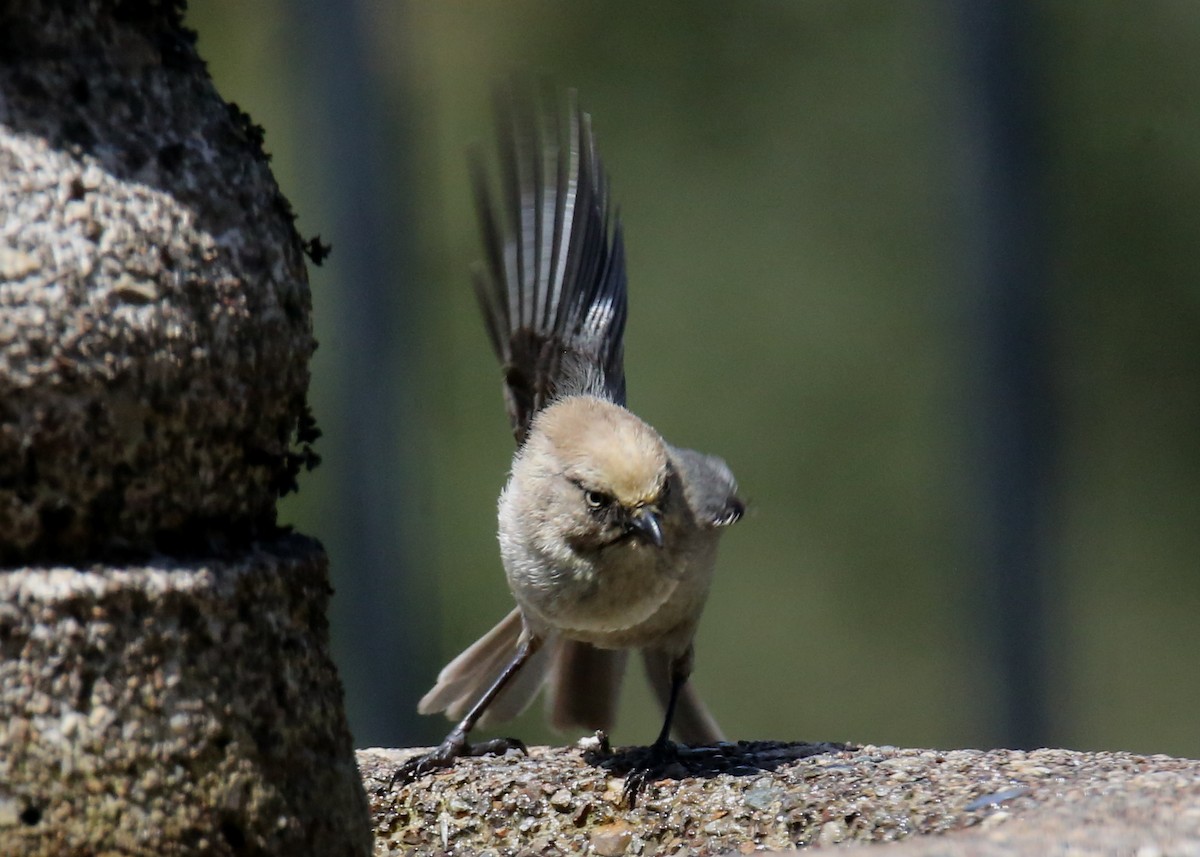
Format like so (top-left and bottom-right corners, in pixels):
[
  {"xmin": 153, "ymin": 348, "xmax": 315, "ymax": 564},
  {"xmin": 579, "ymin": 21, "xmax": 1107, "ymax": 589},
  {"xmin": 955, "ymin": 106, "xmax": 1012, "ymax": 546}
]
[{"xmin": 407, "ymin": 88, "xmax": 743, "ymax": 782}]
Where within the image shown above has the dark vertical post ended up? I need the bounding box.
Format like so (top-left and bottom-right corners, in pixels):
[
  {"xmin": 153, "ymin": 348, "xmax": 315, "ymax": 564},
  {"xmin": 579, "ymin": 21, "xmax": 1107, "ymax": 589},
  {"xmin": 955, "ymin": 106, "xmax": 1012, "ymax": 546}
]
[
  {"xmin": 287, "ymin": 1, "xmax": 429, "ymax": 745},
  {"xmin": 953, "ymin": 0, "xmax": 1055, "ymax": 749}
]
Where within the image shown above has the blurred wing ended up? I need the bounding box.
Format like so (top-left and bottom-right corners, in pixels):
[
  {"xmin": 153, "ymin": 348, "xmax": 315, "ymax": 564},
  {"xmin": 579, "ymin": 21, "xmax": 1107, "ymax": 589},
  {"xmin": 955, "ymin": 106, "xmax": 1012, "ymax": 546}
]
[
  {"xmin": 668, "ymin": 445, "xmax": 745, "ymax": 528},
  {"xmin": 472, "ymin": 86, "xmax": 629, "ymax": 446}
]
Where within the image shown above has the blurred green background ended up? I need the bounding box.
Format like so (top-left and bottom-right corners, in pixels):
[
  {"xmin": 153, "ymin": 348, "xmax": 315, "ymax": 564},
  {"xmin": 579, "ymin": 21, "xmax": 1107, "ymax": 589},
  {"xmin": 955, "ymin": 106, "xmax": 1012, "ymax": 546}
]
[{"xmin": 186, "ymin": 2, "xmax": 1200, "ymax": 757}]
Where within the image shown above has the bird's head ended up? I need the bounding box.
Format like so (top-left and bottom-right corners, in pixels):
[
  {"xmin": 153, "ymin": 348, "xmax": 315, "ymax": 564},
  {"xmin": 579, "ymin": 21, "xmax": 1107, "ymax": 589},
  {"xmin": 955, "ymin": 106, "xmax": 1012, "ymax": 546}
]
[{"xmin": 520, "ymin": 396, "xmax": 673, "ymax": 553}]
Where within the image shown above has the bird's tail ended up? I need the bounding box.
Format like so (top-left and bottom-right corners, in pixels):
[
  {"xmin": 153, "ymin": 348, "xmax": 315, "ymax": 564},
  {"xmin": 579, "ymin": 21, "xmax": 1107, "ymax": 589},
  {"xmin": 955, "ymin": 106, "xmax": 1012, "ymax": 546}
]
[
  {"xmin": 641, "ymin": 648, "xmax": 726, "ymax": 745},
  {"xmin": 421, "ymin": 613, "xmax": 725, "ymax": 744},
  {"xmin": 548, "ymin": 642, "xmax": 726, "ymax": 745},
  {"xmin": 547, "ymin": 640, "xmax": 629, "ymax": 734},
  {"xmin": 418, "ymin": 607, "xmax": 554, "ymax": 728}
]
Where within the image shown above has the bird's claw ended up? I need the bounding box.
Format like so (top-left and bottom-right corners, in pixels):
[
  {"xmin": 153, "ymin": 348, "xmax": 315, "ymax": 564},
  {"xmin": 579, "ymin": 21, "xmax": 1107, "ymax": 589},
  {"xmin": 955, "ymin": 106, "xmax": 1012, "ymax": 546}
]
[
  {"xmin": 385, "ymin": 732, "xmax": 527, "ymax": 792},
  {"xmin": 621, "ymin": 740, "xmax": 682, "ymax": 808}
]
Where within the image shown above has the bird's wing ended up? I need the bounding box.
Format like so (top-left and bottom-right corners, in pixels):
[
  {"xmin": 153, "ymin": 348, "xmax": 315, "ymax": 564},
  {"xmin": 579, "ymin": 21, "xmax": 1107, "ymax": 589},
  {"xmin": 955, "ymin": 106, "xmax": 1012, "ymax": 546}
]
[
  {"xmin": 668, "ymin": 446, "xmax": 746, "ymax": 528},
  {"xmin": 471, "ymin": 86, "xmax": 629, "ymax": 446},
  {"xmin": 418, "ymin": 606, "xmax": 555, "ymax": 727}
]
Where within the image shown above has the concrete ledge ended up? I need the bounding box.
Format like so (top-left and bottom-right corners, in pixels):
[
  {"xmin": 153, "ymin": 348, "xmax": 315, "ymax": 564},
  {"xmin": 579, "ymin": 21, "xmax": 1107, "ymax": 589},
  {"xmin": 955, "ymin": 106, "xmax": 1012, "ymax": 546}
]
[{"xmin": 361, "ymin": 743, "xmax": 1200, "ymax": 856}]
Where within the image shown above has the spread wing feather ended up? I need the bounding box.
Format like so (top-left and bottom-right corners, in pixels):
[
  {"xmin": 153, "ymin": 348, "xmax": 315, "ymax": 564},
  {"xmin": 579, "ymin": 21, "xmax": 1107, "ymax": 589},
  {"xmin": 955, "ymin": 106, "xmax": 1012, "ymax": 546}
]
[{"xmin": 471, "ymin": 87, "xmax": 628, "ymax": 445}]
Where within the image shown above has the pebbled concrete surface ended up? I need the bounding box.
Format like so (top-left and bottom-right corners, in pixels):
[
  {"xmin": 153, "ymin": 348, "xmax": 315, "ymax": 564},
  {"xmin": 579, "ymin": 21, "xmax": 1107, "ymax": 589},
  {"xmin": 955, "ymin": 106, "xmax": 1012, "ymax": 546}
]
[{"xmin": 361, "ymin": 742, "xmax": 1200, "ymax": 856}]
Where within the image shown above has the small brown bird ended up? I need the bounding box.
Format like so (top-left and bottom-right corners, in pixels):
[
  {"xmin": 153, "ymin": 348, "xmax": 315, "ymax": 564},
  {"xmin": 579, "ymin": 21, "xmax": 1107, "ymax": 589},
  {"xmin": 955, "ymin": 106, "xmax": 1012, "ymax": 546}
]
[{"xmin": 398, "ymin": 89, "xmax": 743, "ymax": 789}]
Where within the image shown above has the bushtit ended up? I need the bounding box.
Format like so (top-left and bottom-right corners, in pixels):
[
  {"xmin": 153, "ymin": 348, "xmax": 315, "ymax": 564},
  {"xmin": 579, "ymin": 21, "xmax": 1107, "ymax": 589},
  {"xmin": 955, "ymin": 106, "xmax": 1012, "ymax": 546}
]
[{"xmin": 397, "ymin": 90, "xmax": 743, "ymax": 791}]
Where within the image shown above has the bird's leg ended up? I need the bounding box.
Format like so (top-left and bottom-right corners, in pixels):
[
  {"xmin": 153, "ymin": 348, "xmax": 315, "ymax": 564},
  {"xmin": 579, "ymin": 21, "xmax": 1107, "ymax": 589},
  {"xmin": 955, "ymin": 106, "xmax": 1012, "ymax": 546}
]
[
  {"xmin": 652, "ymin": 661, "xmax": 684, "ymax": 748},
  {"xmin": 622, "ymin": 647, "xmax": 692, "ymax": 807},
  {"xmin": 390, "ymin": 635, "xmax": 542, "ymax": 788}
]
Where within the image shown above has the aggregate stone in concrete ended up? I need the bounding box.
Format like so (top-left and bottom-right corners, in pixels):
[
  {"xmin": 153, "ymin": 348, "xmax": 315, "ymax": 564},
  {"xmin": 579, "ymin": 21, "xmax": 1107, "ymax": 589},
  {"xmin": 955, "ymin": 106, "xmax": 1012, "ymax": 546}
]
[
  {"xmin": 0, "ymin": 535, "xmax": 371, "ymax": 857},
  {"xmin": 361, "ymin": 742, "xmax": 1200, "ymax": 856}
]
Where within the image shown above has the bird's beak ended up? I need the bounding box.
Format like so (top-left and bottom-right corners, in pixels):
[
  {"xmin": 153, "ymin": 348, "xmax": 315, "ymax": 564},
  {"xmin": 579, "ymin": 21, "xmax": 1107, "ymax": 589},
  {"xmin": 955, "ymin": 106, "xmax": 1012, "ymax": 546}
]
[{"xmin": 628, "ymin": 507, "xmax": 665, "ymax": 548}]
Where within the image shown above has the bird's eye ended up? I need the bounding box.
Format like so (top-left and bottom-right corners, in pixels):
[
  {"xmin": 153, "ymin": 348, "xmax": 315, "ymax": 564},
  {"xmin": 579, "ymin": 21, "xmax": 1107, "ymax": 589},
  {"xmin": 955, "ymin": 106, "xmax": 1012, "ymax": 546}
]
[{"xmin": 584, "ymin": 490, "xmax": 610, "ymax": 509}]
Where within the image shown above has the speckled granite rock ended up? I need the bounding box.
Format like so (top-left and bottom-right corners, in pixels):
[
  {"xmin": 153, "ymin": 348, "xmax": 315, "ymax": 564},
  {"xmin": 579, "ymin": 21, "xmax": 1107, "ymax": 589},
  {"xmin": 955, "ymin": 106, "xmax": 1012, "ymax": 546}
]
[
  {"xmin": 1, "ymin": 2, "xmax": 368, "ymax": 855},
  {"xmin": 0, "ymin": 0, "xmax": 316, "ymax": 562},
  {"xmin": 361, "ymin": 743, "xmax": 1200, "ymax": 856},
  {"xmin": 1, "ymin": 537, "xmax": 370, "ymax": 857}
]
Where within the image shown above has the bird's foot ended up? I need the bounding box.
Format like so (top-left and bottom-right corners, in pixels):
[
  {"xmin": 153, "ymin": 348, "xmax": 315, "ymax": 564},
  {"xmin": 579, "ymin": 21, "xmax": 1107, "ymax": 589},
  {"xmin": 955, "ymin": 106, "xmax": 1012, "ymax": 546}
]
[
  {"xmin": 386, "ymin": 730, "xmax": 527, "ymax": 791},
  {"xmin": 621, "ymin": 739, "xmax": 684, "ymax": 808}
]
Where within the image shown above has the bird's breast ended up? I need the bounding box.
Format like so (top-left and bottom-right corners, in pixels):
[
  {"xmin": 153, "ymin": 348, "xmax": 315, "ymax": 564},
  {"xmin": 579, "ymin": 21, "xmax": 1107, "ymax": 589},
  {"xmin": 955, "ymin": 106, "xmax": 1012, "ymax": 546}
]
[{"xmin": 503, "ymin": 534, "xmax": 693, "ymax": 646}]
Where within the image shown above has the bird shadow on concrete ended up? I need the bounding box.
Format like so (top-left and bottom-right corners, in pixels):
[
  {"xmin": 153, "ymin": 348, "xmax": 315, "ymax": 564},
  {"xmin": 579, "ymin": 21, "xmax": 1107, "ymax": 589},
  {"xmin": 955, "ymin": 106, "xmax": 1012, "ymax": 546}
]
[{"xmin": 584, "ymin": 738, "xmax": 852, "ymax": 798}]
